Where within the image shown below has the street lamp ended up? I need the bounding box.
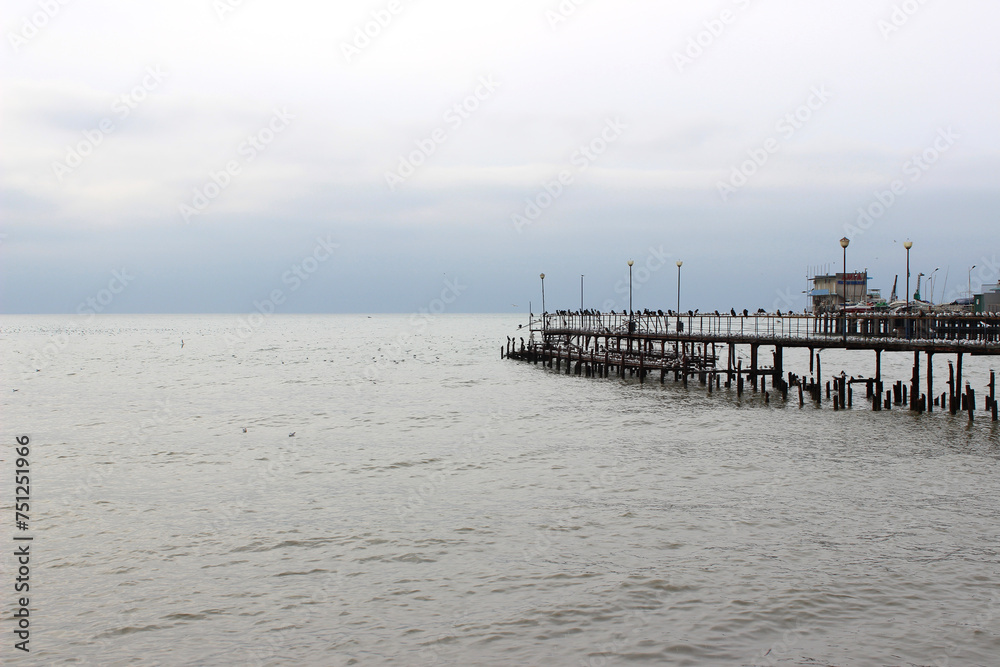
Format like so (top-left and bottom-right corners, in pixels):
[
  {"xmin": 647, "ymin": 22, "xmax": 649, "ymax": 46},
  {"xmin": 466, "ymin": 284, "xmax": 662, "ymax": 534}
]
[
  {"xmin": 840, "ymin": 237, "xmax": 850, "ymax": 341},
  {"xmin": 969, "ymin": 265, "xmax": 977, "ymax": 302},
  {"xmin": 539, "ymin": 273, "xmax": 546, "ymax": 327},
  {"xmin": 928, "ymin": 267, "xmax": 940, "ymax": 304},
  {"xmin": 627, "ymin": 260, "xmax": 634, "ymax": 314},
  {"xmin": 676, "ymin": 260, "xmax": 683, "ymax": 314},
  {"xmin": 903, "ymin": 241, "xmax": 912, "ymax": 307}
]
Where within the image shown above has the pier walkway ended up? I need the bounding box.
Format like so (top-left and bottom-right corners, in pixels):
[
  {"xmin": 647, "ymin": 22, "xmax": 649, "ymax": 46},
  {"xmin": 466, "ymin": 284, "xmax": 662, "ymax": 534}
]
[{"xmin": 504, "ymin": 311, "xmax": 1000, "ymax": 420}]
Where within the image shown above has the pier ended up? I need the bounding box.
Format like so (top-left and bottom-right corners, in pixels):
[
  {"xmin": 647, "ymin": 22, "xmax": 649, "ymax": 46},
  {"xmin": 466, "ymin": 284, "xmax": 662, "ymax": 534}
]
[{"xmin": 505, "ymin": 311, "xmax": 1000, "ymax": 420}]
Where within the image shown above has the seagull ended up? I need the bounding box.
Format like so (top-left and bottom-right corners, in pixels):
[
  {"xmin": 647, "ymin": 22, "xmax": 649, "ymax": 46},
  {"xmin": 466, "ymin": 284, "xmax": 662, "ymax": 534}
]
[{"xmin": 288, "ymin": 432, "xmax": 295, "ymax": 437}]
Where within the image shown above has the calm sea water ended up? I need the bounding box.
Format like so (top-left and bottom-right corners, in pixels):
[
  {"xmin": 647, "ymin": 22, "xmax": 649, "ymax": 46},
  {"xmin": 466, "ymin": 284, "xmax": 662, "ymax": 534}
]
[{"xmin": 1, "ymin": 314, "xmax": 999, "ymax": 666}]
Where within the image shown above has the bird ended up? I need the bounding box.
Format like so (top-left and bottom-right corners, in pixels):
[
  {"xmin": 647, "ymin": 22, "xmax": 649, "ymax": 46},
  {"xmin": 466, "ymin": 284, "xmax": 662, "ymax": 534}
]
[
  {"xmin": 731, "ymin": 308, "xmax": 737, "ymax": 317},
  {"xmin": 714, "ymin": 310, "xmax": 720, "ymax": 317},
  {"xmin": 743, "ymin": 309, "xmax": 749, "ymax": 317},
  {"xmin": 181, "ymin": 339, "xmax": 184, "ymax": 347},
  {"xmin": 288, "ymin": 432, "xmax": 296, "ymax": 437},
  {"xmin": 776, "ymin": 310, "xmax": 782, "ymax": 317},
  {"xmin": 242, "ymin": 428, "xmax": 247, "ymax": 433}
]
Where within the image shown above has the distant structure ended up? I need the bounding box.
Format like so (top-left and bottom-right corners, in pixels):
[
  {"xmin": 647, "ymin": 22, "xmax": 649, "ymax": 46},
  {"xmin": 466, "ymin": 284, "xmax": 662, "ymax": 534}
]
[
  {"xmin": 976, "ymin": 281, "xmax": 1000, "ymax": 313},
  {"xmin": 808, "ymin": 271, "xmax": 870, "ymax": 314}
]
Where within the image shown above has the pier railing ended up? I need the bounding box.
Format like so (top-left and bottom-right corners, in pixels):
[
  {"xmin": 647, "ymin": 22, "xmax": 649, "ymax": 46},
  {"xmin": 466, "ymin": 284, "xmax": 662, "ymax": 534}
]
[{"xmin": 532, "ymin": 311, "xmax": 1000, "ymax": 349}]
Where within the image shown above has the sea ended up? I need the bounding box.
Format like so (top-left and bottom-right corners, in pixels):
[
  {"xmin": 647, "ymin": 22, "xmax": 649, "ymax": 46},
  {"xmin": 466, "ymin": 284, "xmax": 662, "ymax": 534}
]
[{"xmin": 1, "ymin": 314, "xmax": 999, "ymax": 666}]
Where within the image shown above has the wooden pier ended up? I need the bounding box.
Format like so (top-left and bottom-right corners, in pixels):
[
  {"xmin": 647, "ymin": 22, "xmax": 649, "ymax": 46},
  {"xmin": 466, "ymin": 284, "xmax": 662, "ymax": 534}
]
[{"xmin": 504, "ymin": 311, "xmax": 1000, "ymax": 420}]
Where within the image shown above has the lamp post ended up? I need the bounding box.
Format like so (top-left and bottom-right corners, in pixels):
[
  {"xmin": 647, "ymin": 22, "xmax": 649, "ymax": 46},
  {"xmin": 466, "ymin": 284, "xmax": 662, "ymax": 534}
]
[
  {"xmin": 928, "ymin": 267, "xmax": 939, "ymax": 304},
  {"xmin": 539, "ymin": 273, "xmax": 546, "ymax": 331},
  {"xmin": 627, "ymin": 260, "xmax": 634, "ymax": 314},
  {"xmin": 840, "ymin": 237, "xmax": 850, "ymax": 342},
  {"xmin": 676, "ymin": 260, "xmax": 683, "ymax": 314},
  {"xmin": 969, "ymin": 265, "xmax": 977, "ymax": 301},
  {"xmin": 580, "ymin": 274, "xmax": 584, "ymax": 312},
  {"xmin": 903, "ymin": 241, "xmax": 912, "ymax": 308}
]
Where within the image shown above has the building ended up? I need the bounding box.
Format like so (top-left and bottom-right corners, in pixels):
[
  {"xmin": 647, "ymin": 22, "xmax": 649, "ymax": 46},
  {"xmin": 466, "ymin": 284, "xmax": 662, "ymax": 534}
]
[
  {"xmin": 808, "ymin": 272, "xmax": 869, "ymax": 314},
  {"xmin": 975, "ymin": 281, "xmax": 1000, "ymax": 313}
]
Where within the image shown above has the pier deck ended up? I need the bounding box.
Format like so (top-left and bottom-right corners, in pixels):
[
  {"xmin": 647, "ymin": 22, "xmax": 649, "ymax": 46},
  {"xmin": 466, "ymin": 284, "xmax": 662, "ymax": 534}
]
[{"xmin": 504, "ymin": 311, "xmax": 1000, "ymax": 419}]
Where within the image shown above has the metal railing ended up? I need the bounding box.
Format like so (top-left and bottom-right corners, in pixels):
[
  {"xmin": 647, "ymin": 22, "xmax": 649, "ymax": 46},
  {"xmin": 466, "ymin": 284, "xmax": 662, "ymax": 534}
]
[{"xmin": 531, "ymin": 311, "xmax": 1000, "ymax": 346}]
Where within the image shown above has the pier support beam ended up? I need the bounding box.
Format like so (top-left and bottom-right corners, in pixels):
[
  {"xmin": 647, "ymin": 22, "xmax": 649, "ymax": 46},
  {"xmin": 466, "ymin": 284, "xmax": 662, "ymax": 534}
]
[
  {"xmin": 910, "ymin": 350, "xmax": 920, "ymax": 412},
  {"xmin": 926, "ymin": 352, "xmax": 933, "ymax": 413},
  {"xmin": 956, "ymin": 352, "xmax": 964, "ymax": 411}
]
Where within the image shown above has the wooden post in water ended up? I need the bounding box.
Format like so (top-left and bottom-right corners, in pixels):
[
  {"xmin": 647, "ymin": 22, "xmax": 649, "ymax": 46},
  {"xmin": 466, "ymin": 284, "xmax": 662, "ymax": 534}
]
[
  {"xmin": 926, "ymin": 352, "xmax": 933, "ymax": 413},
  {"xmin": 990, "ymin": 371, "xmax": 997, "ymax": 421},
  {"xmin": 948, "ymin": 362, "xmax": 957, "ymax": 415},
  {"xmin": 967, "ymin": 385, "xmax": 975, "ymax": 421},
  {"xmin": 638, "ymin": 346, "xmax": 645, "ymax": 384},
  {"xmin": 816, "ymin": 354, "xmax": 822, "ymax": 404},
  {"xmin": 737, "ymin": 360, "xmax": 743, "ymax": 396},
  {"xmin": 956, "ymin": 352, "xmax": 964, "ymax": 411},
  {"xmin": 750, "ymin": 344, "xmax": 759, "ymax": 392},
  {"xmin": 910, "ymin": 350, "xmax": 920, "ymax": 412}
]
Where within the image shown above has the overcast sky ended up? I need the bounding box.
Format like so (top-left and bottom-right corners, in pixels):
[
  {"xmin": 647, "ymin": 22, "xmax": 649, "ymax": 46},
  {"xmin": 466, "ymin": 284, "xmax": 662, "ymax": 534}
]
[{"xmin": 2, "ymin": 0, "xmax": 998, "ymax": 314}]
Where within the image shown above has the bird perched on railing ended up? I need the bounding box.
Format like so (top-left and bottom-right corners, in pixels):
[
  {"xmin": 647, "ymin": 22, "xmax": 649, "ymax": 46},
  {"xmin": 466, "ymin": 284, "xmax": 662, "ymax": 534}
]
[
  {"xmin": 731, "ymin": 308, "xmax": 737, "ymax": 316},
  {"xmin": 743, "ymin": 309, "xmax": 749, "ymax": 317}
]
